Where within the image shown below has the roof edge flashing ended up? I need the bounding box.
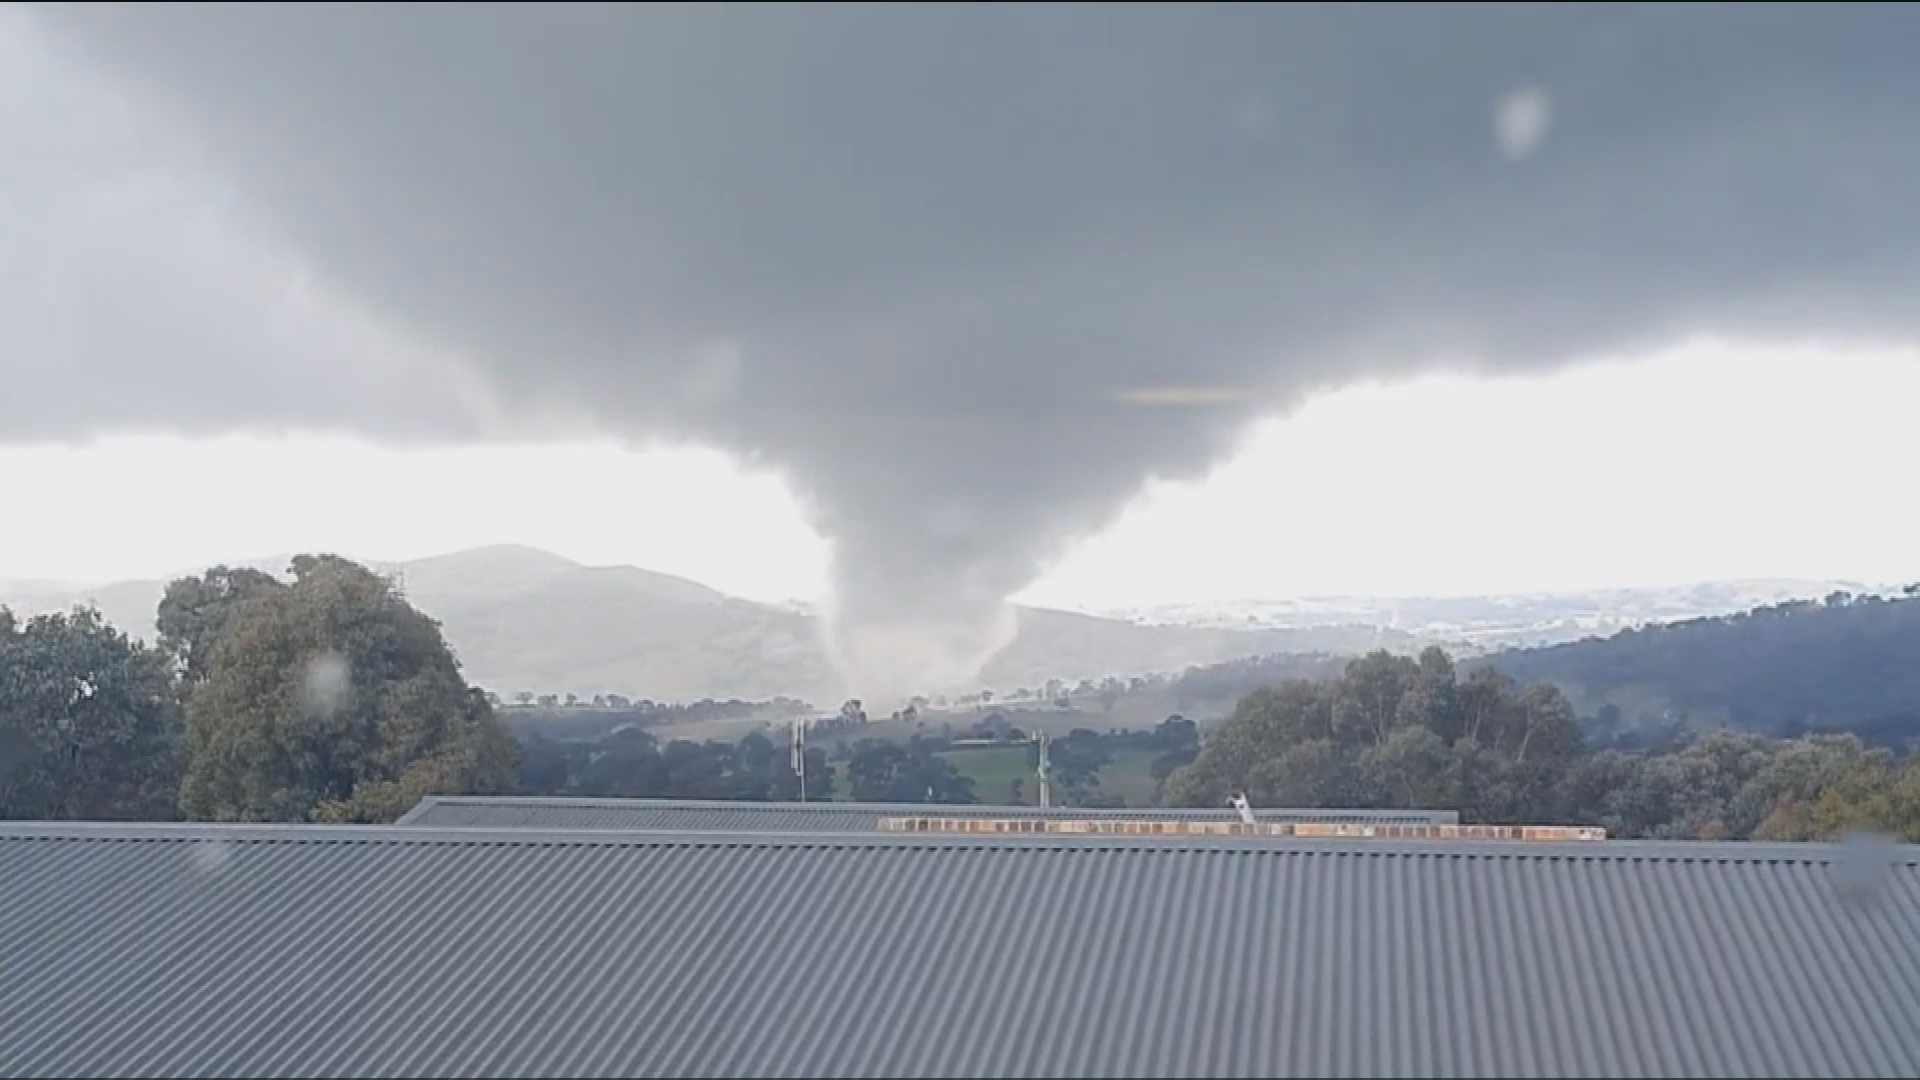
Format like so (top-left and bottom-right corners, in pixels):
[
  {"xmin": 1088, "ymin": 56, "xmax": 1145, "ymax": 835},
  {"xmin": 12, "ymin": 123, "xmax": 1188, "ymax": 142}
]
[{"xmin": 876, "ymin": 817, "xmax": 1608, "ymax": 841}]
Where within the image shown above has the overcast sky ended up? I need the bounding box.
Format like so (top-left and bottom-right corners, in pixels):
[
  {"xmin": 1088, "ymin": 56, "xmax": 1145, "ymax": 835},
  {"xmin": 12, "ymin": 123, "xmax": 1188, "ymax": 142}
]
[{"xmin": 5, "ymin": 5, "xmax": 1920, "ymax": 635}]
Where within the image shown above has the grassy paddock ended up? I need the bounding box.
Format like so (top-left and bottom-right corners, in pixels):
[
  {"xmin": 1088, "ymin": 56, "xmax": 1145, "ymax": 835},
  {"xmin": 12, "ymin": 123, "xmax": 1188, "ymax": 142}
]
[{"xmin": 938, "ymin": 742, "xmax": 1161, "ymax": 808}]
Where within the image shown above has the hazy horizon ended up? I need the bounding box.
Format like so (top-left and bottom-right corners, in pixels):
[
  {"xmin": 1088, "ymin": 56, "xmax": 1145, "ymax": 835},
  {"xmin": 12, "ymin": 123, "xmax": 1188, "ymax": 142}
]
[{"xmin": 2, "ymin": 537, "xmax": 1893, "ymax": 616}]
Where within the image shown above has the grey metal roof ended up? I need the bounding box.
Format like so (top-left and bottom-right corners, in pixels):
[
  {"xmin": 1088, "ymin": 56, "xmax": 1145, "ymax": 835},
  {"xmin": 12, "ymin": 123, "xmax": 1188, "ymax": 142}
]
[
  {"xmin": 3, "ymin": 823, "xmax": 1916, "ymax": 1079},
  {"xmin": 397, "ymin": 795, "xmax": 1461, "ymax": 828}
]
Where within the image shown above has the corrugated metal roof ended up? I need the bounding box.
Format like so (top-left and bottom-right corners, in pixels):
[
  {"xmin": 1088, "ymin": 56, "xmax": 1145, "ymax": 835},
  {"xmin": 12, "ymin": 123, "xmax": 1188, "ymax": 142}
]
[
  {"xmin": 3, "ymin": 822, "xmax": 1916, "ymax": 1079},
  {"xmin": 396, "ymin": 795, "xmax": 1461, "ymax": 829}
]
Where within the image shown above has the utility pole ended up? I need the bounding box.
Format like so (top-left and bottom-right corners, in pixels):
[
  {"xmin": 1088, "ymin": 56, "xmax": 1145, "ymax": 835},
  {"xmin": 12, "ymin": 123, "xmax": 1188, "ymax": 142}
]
[
  {"xmin": 1036, "ymin": 732, "xmax": 1051, "ymax": 809},
  {"xmin": 791, "ymin": 715, "xmax": 808, "ymax": 802}
]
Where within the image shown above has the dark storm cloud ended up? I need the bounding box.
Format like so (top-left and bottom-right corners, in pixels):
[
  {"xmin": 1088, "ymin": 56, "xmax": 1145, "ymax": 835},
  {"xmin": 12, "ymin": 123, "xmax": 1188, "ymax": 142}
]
[
  {"xmin": 0, "ymin": 8, "xmax": 500, "ymax": 441},
  {"xmin": 20, "ymin": 2, "xmax": 1920, "ymax": 693}
]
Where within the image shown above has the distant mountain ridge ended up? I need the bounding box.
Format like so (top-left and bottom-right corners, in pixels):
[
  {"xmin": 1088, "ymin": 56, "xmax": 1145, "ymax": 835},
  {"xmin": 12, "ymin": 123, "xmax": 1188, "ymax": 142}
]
[
  {"xmin": 0, "ymin": 545, "xmax": 1409, "ymax": 705},
  {"xmin": 6, "ymin": 546, "xmax": 1886, "ymax": 706}
]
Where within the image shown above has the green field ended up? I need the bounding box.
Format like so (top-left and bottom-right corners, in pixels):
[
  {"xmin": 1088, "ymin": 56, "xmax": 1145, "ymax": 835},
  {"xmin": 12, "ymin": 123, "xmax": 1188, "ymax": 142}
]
[{"xmin": 939, "ymin": 743, "xmax": 1161, "ymax": 808}]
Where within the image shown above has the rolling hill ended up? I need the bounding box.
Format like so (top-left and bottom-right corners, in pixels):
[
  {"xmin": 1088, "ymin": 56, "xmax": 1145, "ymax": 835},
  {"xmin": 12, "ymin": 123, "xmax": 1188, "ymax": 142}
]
[
  {"xmin": 1484, "ymin": 590, "xmax": 1920, "ymax": 744},
  {"xmin": 1, "ymin": 546, "xmax": 1409, "ymax": 705}
]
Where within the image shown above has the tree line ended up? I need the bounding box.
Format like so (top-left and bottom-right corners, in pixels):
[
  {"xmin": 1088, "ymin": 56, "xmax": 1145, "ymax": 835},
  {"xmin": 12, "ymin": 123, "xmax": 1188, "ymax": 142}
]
[
  {"xmin": 513, "ymin": 712, "xmax": 1210, "ymax": 808},
  {"xmin": 1163, "ymin": 647, "xmax": 1920, "ymax": 841},
  {"xmin": 469, "ymin": 729, "xmax": 989, "ymax": 805}
]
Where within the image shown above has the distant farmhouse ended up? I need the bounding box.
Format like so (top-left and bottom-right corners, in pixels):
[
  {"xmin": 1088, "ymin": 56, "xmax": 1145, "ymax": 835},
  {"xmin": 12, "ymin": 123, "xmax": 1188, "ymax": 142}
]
[{"xmin": 2, "ymin": 802, "xmax": 1916, "ymax": 1078}]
